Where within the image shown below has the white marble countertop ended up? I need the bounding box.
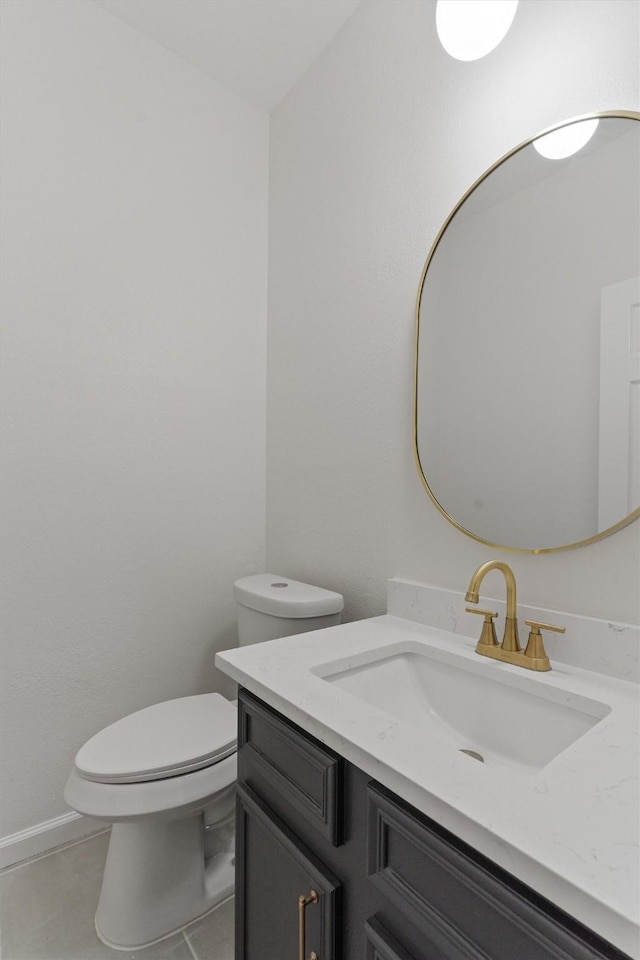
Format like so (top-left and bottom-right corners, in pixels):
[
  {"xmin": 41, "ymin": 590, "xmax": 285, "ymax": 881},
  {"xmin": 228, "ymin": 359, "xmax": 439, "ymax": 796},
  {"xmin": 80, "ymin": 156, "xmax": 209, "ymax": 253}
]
[{"xmin": 216, "ymin": 614, "xmax": 639, "ymax": 958}]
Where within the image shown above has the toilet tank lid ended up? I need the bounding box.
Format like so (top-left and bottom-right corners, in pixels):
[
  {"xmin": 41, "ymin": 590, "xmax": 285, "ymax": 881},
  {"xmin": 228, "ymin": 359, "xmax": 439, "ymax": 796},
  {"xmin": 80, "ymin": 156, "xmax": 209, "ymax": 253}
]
[{"xmin": 233, "ymin": 574, "xmax": 343, "ymax": 618}]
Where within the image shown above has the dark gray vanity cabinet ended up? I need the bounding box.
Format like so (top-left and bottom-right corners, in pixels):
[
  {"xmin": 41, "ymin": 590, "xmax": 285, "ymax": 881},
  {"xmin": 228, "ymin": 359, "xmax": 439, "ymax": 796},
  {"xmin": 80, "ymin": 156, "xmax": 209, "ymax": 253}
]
[
  {"xmin": 236, "ymin": 689, "xmax": 375, "ymax": 960},
  {"xmin": 235, "ymin": 690, "xmax": 632, "ymax": 960}
]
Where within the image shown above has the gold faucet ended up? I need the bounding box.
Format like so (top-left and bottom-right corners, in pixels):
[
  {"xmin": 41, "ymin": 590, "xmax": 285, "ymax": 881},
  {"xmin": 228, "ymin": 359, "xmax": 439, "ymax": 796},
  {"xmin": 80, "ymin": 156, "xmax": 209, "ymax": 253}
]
[{"xmin": 464, "ymin": 560, "xmax": 564, "ymax": 671}]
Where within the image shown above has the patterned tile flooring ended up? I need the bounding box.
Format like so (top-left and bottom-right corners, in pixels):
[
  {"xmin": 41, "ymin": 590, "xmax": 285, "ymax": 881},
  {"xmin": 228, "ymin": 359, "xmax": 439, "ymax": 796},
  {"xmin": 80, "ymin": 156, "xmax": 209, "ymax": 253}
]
[{"xmin": 0, "ymin": 832, "xmax": 234, "ymax": 960}]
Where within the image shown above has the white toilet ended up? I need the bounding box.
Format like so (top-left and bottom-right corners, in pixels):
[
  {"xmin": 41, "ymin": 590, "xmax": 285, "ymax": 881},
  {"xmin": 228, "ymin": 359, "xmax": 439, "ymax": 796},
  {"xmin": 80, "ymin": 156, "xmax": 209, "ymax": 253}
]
[{"xmin": 64, "ymin": 574, "xmax": 343, "ymax": 950}]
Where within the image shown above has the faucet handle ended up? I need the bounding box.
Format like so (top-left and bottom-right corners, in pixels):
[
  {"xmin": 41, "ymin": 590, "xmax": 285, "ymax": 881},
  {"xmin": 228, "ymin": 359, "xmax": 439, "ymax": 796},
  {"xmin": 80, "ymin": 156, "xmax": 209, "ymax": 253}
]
[
  {"xmin": 523, "ymin": 619, "xmax": 566, "ymax": 671},
  {"xmin": 465, "ymin": 607, "xmax": 499, "ymax": 648}
]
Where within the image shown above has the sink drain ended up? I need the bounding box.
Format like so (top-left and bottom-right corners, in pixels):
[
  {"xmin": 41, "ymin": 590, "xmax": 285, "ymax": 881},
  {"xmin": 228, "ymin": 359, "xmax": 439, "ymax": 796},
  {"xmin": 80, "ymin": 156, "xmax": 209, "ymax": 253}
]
[{"xmin": 459, "ymin": 748, "xmax": 485, "ymax": 763}]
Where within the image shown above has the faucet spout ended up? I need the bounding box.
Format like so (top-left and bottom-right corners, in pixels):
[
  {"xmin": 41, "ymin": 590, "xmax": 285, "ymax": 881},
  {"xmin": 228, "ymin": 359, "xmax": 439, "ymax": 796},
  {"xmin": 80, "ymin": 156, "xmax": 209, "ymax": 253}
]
[{"xmin": 465, "ymin": 560, "xmax": 520, "ymax": 651}]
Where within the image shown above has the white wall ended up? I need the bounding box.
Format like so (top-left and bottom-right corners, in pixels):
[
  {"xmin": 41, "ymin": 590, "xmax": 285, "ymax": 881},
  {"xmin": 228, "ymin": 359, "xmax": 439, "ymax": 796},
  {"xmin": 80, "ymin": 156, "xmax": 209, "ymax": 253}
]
[
  {"xmin": 0, "ymin": 0, "xmax": 268, "ymax": 843},
  {"xmin": 267, "ymin": 0, "xmax": 640, "ymax": 623}
]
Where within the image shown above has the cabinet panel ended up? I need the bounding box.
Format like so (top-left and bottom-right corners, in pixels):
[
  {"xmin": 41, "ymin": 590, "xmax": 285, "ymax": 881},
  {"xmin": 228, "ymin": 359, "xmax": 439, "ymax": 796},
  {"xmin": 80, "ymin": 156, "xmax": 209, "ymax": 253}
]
[
  {"xmin": 368, "ymin": 783, "xmax": 628, "ymax": 960},
  {"xmin": 365, "ymin": 916, "xmax": 455, "ymax": 960},
  {"xmin": 365, "ymin": 917, "xmax": 415, "ymax": 960},
  {"xmin": 236, "ymin": 782, "xmax": 340, "ymax": 960},
  {"xmin": 239, "ymin": 690, "xmax": 343, "ymax": 845},
  {"xmin": 365, "ymin": 913, "xmax": 487, "ymax": 960}
]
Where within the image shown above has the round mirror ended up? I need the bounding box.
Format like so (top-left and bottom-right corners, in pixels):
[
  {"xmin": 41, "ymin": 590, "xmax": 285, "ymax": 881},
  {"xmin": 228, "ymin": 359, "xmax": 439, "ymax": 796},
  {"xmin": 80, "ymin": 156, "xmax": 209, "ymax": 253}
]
[{"xmin": 415, "ymin": 111, "xmax": 640, "ymax": 553}]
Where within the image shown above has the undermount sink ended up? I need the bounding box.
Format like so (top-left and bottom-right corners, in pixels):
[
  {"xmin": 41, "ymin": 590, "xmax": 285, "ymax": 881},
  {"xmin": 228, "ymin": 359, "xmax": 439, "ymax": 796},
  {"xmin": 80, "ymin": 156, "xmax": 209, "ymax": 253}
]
[{"xmin": 312, "ymin": 641, "xmax": 611, "ymax": 774}]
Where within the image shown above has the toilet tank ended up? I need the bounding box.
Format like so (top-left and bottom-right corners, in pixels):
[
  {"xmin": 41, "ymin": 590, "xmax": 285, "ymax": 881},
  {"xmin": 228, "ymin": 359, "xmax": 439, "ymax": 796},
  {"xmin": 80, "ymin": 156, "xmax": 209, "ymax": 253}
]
[{"xmin": 233, "ymin": 574, "xmax": 344, "ymax": 646}]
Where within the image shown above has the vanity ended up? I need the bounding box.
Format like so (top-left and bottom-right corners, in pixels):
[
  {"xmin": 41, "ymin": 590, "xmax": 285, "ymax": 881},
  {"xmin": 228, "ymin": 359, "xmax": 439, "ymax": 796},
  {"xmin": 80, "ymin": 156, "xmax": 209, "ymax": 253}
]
[{"xmin": 216, "ymin": 578, "xmax": 639, "ymax": 960}]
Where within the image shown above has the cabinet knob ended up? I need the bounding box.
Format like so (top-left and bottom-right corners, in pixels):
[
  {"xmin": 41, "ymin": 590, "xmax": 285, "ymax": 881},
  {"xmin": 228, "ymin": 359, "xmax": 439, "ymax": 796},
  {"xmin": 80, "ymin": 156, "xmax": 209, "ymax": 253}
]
[{"xmin": 298, "ymin": 889, "xmax": 319, "ymax": 960}]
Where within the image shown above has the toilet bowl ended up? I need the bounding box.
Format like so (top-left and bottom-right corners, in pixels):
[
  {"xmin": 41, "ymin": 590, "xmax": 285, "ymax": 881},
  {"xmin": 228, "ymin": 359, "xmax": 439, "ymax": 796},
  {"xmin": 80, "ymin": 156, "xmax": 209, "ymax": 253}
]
[
  {"xmin": 65, "ymin": 693, "xmax": 238, "ymax": 950},
  {"xmin": 64, "ymin": 575, "xmax": 343, "ymax": 950}
]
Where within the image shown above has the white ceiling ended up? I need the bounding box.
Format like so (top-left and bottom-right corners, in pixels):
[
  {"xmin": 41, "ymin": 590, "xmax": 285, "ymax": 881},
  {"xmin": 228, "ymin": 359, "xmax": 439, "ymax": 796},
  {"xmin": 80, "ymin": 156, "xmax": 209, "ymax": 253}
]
[{"xmin": 92, "ymin": 0, "xmax": 363, "ymax": 112}]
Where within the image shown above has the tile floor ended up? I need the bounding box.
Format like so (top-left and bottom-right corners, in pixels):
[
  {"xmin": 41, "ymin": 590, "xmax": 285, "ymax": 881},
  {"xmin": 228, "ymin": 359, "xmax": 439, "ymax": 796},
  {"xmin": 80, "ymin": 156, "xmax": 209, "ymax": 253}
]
[{"xmin": 0, "ymin": 831, "xmax": 234, "ymax": 960}]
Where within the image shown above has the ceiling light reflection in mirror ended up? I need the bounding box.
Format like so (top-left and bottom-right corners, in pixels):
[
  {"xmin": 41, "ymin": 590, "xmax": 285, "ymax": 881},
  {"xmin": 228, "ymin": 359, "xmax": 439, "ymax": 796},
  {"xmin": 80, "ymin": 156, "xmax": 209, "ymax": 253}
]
[
  {"xmin": 415, "ymin": 113, "xmax": 640, "ymax": 553},
  {"xmin": 534, "ymin": 119, "xmax": 599, "ymax": 159}
]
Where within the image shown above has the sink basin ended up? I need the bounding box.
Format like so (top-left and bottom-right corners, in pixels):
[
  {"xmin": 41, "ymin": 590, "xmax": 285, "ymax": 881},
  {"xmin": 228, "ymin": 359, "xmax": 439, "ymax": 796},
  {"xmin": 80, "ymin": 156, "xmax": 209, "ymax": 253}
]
[{"xmin": 312, "ymin": 641, "xmax": 611, "ymax": 774}]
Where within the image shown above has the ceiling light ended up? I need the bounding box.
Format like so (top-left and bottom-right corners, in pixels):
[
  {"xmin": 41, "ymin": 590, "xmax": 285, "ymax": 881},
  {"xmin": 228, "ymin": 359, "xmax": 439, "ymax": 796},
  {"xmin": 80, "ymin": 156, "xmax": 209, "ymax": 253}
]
[
  {"xmin": 436, "ymin": 1, "xmax": 519, "ymax": 61},
  {"xmin": 533, "ymin": 119, "xmax": 600, "ymax": 159}
]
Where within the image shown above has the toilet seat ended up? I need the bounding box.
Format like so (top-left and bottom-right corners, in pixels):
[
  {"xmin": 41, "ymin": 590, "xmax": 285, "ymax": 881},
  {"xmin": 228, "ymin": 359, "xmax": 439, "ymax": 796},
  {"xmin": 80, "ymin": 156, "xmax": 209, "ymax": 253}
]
[
  {"xmin": 74, "ymin": 694, "xmax": 237, "ymax": 784},
  {"xmin": 65, "ymin": 751, "xmax": 237, "ymax": 823}
]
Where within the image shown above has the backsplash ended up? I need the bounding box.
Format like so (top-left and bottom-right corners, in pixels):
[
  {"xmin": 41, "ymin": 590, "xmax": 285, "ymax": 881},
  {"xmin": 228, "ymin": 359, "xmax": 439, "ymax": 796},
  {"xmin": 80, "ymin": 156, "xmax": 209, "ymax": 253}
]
[{"xmin": 387, "ymin": 578, "xmax": 639, "ymax": 684}]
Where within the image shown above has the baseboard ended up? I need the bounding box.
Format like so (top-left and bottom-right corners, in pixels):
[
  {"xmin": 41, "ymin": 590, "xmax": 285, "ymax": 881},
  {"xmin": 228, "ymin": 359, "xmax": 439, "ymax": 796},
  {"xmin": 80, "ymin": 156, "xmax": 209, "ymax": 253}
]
[{"xmin": 0, "ymin": 811, "xmax": 107, "ymax": 870}]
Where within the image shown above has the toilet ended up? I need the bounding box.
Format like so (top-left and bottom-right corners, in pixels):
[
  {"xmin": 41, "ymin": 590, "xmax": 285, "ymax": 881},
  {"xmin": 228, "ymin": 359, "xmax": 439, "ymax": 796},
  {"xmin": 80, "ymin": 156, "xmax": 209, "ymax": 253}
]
[{"xmin": 64, "ymin": 574, "xmax": 343, "ymax": 950}]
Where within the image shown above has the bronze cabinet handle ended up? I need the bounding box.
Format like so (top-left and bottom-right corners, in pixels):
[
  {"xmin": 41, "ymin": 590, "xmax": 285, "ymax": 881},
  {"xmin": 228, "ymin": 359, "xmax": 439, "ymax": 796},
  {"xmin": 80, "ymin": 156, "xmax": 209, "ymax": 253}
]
[{"xmin": 298, "ymin": 889, "xmax": 318, "ymax": 960}]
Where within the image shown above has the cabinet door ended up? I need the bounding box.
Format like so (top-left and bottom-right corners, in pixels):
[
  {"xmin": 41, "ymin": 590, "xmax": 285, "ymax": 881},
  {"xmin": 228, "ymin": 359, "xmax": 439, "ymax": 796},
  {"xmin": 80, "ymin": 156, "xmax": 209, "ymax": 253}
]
[
  {"xmin": 367, "ymin": 784, "xmax": 631, "ymax": 960},
  {"xmin": 236, "ymin": 783, "xmax": 340, "ymax": 960}
]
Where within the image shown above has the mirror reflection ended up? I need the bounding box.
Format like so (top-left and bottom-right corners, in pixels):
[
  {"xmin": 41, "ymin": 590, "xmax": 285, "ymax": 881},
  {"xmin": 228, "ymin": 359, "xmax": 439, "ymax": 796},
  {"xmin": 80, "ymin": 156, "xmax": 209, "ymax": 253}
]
[{"xmin": 415, "ymin": 113, "xmax": 640, "ymax": 552}]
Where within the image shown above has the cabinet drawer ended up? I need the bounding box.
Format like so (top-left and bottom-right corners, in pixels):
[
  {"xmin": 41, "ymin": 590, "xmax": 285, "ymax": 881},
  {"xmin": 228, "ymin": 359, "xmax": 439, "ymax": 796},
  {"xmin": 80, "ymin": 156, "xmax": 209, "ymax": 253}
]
[
  {"xmin": 368, "ymin": 783, "xmax": 628, "ymax": 960},
  {"xmin": 238, "ymin": 690, "xmax": 343, "ymax": 845}
]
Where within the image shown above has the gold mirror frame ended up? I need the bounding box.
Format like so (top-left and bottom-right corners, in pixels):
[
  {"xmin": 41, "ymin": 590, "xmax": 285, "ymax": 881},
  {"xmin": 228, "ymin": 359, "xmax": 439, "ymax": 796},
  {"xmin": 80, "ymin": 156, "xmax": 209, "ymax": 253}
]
[{"xmin": 414, "ymin": 109, "xmax": 640, "ymax": 554}]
